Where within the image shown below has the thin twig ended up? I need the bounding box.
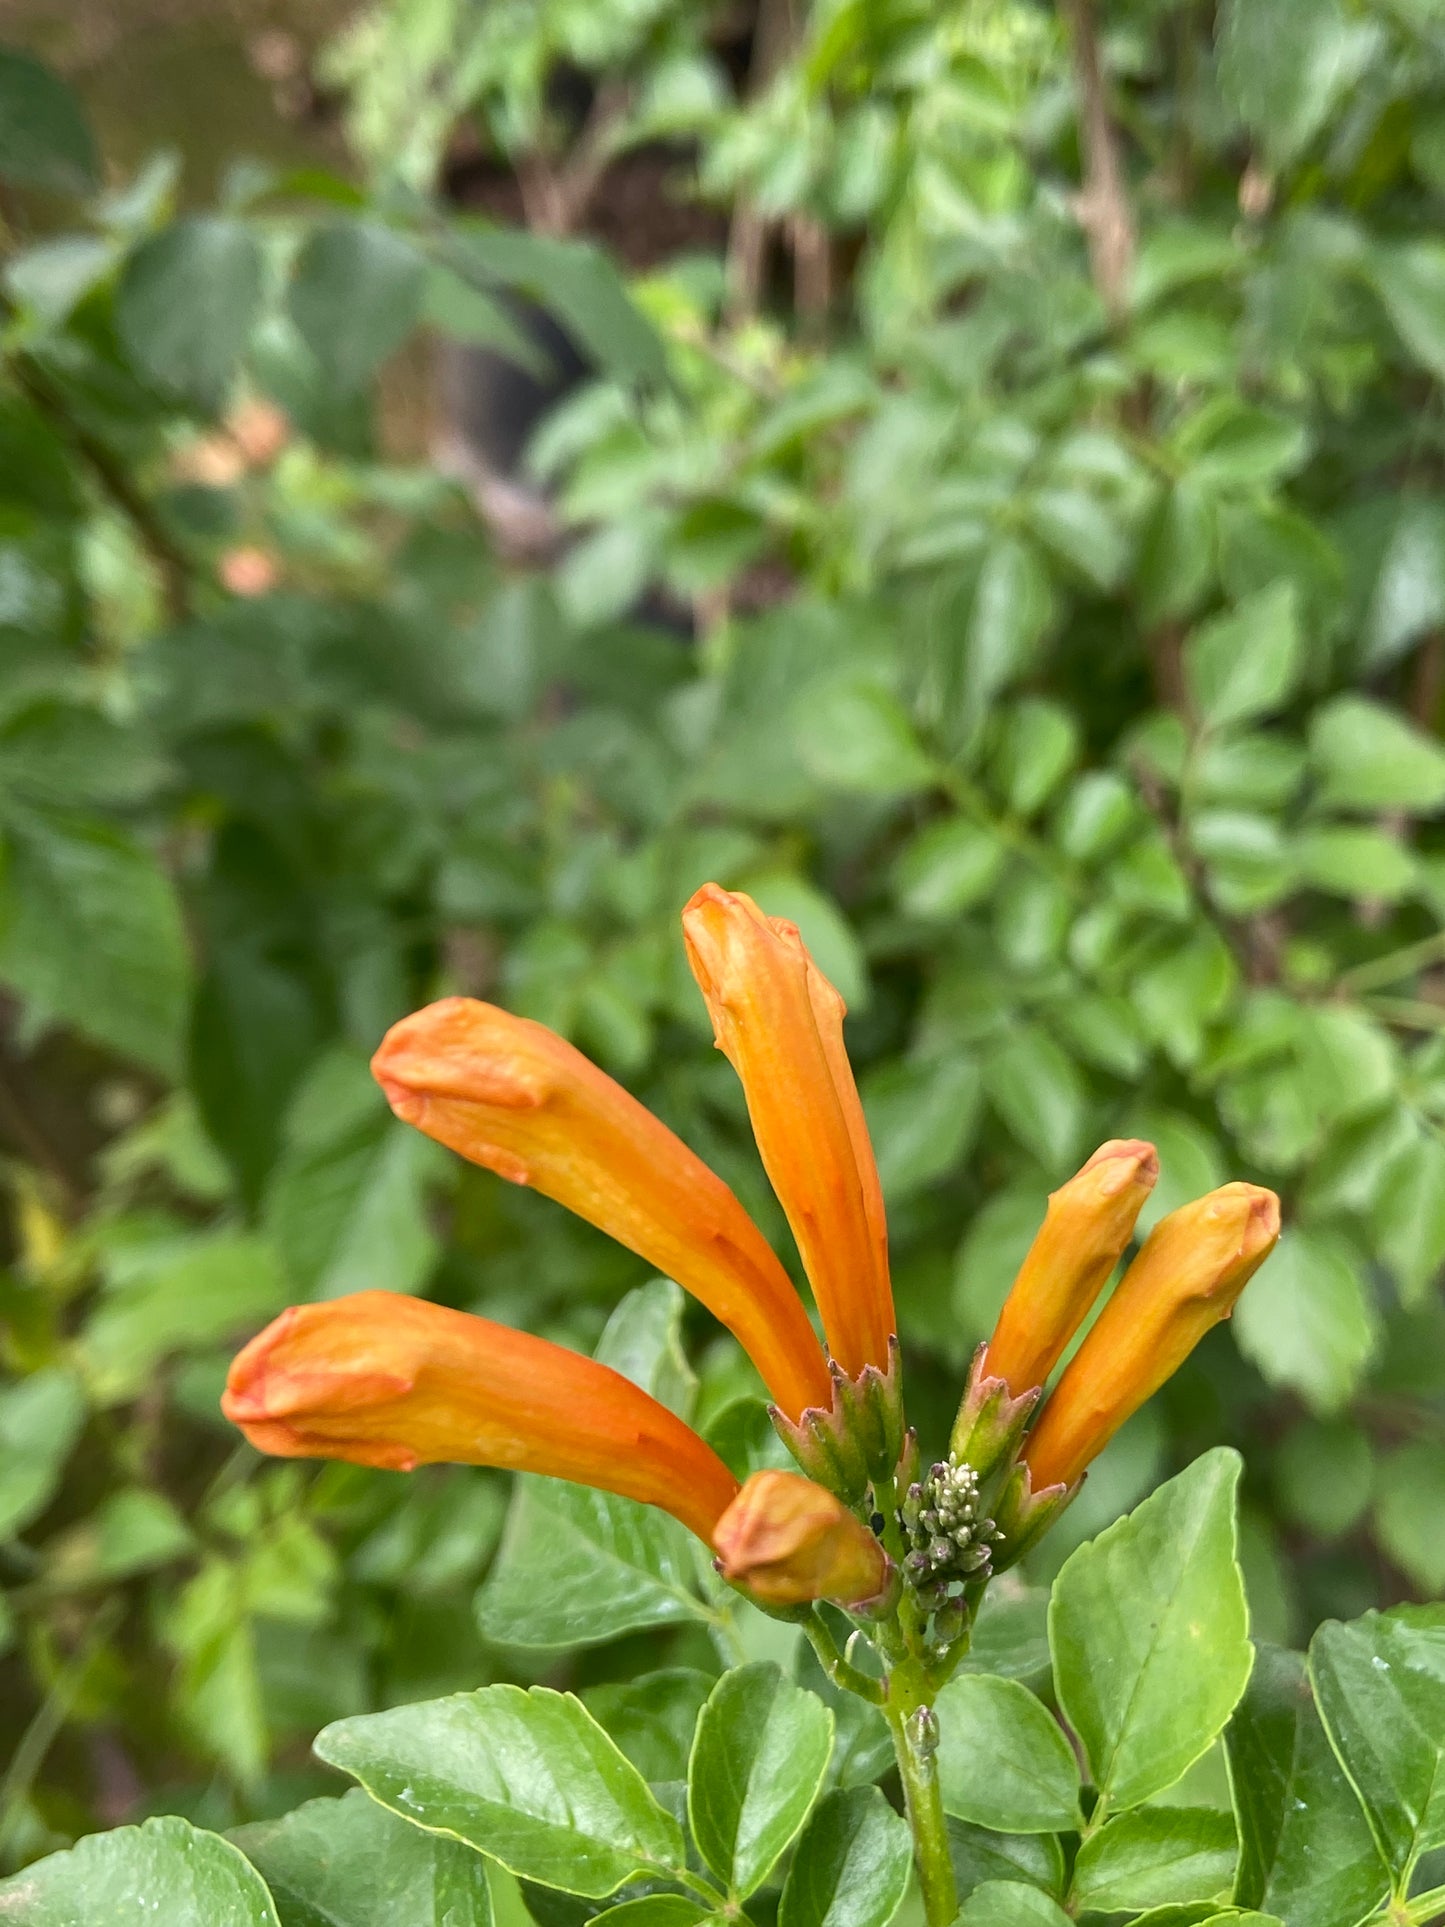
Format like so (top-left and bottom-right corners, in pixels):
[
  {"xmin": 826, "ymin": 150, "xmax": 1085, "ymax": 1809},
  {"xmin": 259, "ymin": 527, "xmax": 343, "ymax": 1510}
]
[
  {"xmin": 1059, "ymin": 0, "xmax": 1136, "ymax": 321},
  {"xmin": 725, "ymin": 0, "xmax": 797, "ymax": 322},
  {"xmin": 12, "ymin": 354, "xmax": 193, "ymax": 624}
]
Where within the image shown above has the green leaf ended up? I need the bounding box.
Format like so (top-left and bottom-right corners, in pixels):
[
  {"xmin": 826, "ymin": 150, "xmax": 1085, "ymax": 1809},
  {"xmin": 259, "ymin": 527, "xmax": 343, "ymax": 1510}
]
[
  {"xmin": 584, "ymin": 1670, "xmax": 715, "ymax": 1785},
  {"xmin": 947, "ymin": 1822, "xmax": 1065, "ymax": 1902},
  {"xmin": 0, "ymin": 1815, "xmax": 280, "ymax": 1925},
  {"xmin": 0, "ymin": 48, "xmax": 99, "ymax": 196},
  {"xmin": 451, "ymin": 226, "xmax": 667, "ymax": 388},
  {"xmin": 45, "ymin": 1487, "xmax": 192, "ymax": 1588},
  {"xmin": 1218, "ymin": 0, "xmax": 1379, "ymax": 169},
  {"xmin": 1272, "ymin": 1421, "xmax": 1373, "ymax": 1542},
  {"xmin": 289, "ymin": 222, "xmax": 426, "ymax": 392},
  {"xmin": 893, "ymin": 818, "xmax": 1005, "ymax": 919},
  {"xmin": 1050, "ymin": 1450, "xmax": 1253, "ymax": 1813},
  {"xmin": 778, "ymin": 1787, "xmax": 913, "ymax": 1927},
  {"xmin": 862, "ymin": 1054, "xmax": 981, "ymax": 1204},
  {"xmin": 592, "ymin": 1902, "xmax": 710, "ymax": 1927},
  {"xmin": 233, "ymin": 1788, "xmax": 493, "ymax": 1927},
  {"xmin": 1294, "ymin": 827, "xmax": 1417, "ymax": 903},
  {"xmin": 935, "ymin": 1674, "xmax": 1082, "ymax": 1833},
  {"xmin": 984, "ymin": 1026, "xmax": 1085, "ymax": 1174},
  {"xmin": 0, "ymin": 1367, "xmax": 85, "ymax": 1539},
  {"xmin": 118, "ymin": 218, "xmax": 264, "ymax": 412},
  {"xmin": 1071, "ymin": 1808, "xmax": 1237, "ymax": 1912},
  {"xmin": 794, "ymin": 679, "xmax": 935, "ymax": 798},
  {"xmin": 78, "ymin": 1231, "xmax": 289, "ymax": 1404},
  {"xmin": 1374, "ymin": 1133, "xmax": 1445, "ymax": 1307},
  {"xmin": 262, "ymin": 1052, "xmax": 439, "ymax": 1299},
  {"xmin": 1232, "ymin": 1229, "xmax": 1377, "ymax": 1414},
  {"xmin": 1309, "ymin": 1607, "xmax": 1445, "ymax": 1879},
  {"xmin": 476, "ymin": 1284, "xmax": 708, "ymax": 1648},
  {"xmin": 1184, "ymin": 586, "xmax": 1302, "ymax": 732},
  {"xmin": 315, "ymin": 1685, "xmax": 688, "ymax": 1898},
  {"xmin": 0, "ymin": 807, "xmax": 190, "ymax": 1076},
  {"xmin": 1374, "ymin": 1442, "xmax": 1445, "ymax": 1595},
  {"xmin": 594, "ymin": 1279, "xmax": 698, "ymax": 1419},
  {"xmin": 688, "ymin": 1664, "xmax": 834, "ymax": 1897},
  {"xmin": 959, "ymin": 1882, "xmax": 1071, "ymax": 1927},
  {"xmin": 1309, "ymin": 696, "xmax": 1445, "ymax": 813},
  {"xmin": 1226, "ymin": 1644, "xmax": 1389, "ymax": 1927},
  {"xmin": 1373, "ymin": 244, "xmax": 1445, "ymax": 385},
  {"xmin": 993, "ymin": 701, "xmax": 1079, "ymax": 817}
]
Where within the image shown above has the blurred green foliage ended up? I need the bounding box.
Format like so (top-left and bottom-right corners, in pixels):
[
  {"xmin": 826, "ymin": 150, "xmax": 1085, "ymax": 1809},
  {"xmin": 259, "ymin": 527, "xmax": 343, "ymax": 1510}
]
[{"xmin": 1, "ymin": 0, "xmax": 1445, "ymax": 1867}]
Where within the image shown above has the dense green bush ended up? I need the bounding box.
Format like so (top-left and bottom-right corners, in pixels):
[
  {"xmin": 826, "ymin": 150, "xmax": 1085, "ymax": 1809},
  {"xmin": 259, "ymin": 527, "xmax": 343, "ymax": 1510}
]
[{"xmin": 0, "ymin": 0, "xmax": 1444, "ymax": 1898}]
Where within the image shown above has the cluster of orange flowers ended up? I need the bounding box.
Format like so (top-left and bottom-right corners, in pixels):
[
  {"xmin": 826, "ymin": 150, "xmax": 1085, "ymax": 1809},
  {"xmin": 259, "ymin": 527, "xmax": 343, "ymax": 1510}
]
[{"xmin": 225, "ymin": 884, "xmax": 1279, "ymax": 1612}]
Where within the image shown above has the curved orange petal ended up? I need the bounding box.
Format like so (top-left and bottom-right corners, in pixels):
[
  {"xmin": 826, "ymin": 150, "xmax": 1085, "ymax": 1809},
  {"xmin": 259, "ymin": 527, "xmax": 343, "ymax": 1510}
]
[
  {"xmin": 222, "ymin": 1292, "xmax": 740, "ymax": 1545},
  {"xmin": 682, "ymin": 885, "xmax": 892, "ymax": 1379},
  {"xmin": 371, "ymin": 998, "xmax": 829, "ymax": 1422},
  {"xmin": 984, "ymin": 1139, "xmax": 1158, "ymax": 1396},
  {"xmin": 1023, "ymin": 1182, "xmax": 1280, "ymax": 1491}
]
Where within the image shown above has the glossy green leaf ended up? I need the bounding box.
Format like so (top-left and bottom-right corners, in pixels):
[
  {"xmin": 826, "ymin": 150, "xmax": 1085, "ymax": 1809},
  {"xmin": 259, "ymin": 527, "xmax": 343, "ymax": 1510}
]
[
  {"xmin": 862, "ymin": 1053, "xmax": 980, "ymax": 1203},
  {"xmin": 935, "ymin": 1674, "xmax": 1081, "ymax": 1833},
  {"xmin": 1218, "ymin": 0, "xmax": 1378, "ymax": 168},
  {"xmin": 1071, "ymin": 1808, "xmax": 1237, "ymax": 1912},
  {"xmin": 688, "ymin": 1664, "xmax": 834, "ymax": 1896},
  {"xmin": 983, "ymin": 1026, "xmax": 1085, "ymax": 1174},
  {"xmin": 1309, "ymin": 1607, "xmax": 1445, "ymax": 1878},
  {"xmin": 232, "ymin": 1789, "xmax": 492, "ymax": 1927},
  {"xmin": 117, "ymin": 218, "xmax": 264, "ymax": 411},
  {"xmin": 778, "ymin": 1787, "xmax": 913, "ymax": 1927},
  {"xmin": 947, "ymin": 1822, "xmax": 1065, "ymax": 1901},
  {"xmin": 315, "ymin": 1685, "xmax": 688, "ymax": 1897},
  {"xmin": 584, "ymin": 1670, "xmax": 715, "ymax": 1785},
  {"xmin": 1226, "ymin": 1644, "xmax": 1389, "ymax": 1927},
  {"xmin": 1050, "ymin": 1451, "xmax": 1253, "ymax": 1812},
  {"xmin": 0, "ymin": 1815, "xmax": 280, "ymax": 1925},
  {"xmin": 959, "ymin": 1882, "xmax": 1071, "ymax": 1927}
]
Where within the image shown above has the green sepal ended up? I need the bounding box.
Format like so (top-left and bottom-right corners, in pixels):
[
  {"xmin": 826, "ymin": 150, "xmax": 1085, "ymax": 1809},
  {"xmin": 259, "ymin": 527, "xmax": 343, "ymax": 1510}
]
[
  {"xmin": 991, "ymin": 1462, "xmax": 1080, "ymax": 1572},
  {"xmin": 949, "ymin": 1345, "xmax": 1041, "ymax": 1496}
]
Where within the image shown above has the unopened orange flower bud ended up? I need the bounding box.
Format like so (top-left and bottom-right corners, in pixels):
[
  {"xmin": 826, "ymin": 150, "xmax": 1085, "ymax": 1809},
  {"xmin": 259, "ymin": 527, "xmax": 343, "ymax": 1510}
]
[
  {"xmin": 372, "ymin": 999, "xmax": 830, "ymax": 1422},
  {"xmin": 222, "ymin": 1291, "xmax": 740, "ymax": 1546},
  {"xmin": 713, "ymin": 1468, "xmax": 890, "ymax": 1608},
  {"xmin": 984, "ymin": 1140, "xmax": 1159, "ymax": 1396},
  {"xmin": 1023, "ymin": 1182, "xmax": 1281, "ymax": 1491},
  {"xmin": 682, "ymin": 885, "xmax": 893, "ymax": 1380}
]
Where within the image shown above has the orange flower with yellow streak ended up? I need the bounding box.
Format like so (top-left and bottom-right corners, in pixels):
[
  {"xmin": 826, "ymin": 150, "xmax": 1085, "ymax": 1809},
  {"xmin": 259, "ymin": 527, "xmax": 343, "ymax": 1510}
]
[
  {"xmin": 223, "ymin": 1293, "xmax": 888, "ymax": 1608},
  {"xmin": 223, "ymin": 883, "xmax": 897, "ymax": 1611}
]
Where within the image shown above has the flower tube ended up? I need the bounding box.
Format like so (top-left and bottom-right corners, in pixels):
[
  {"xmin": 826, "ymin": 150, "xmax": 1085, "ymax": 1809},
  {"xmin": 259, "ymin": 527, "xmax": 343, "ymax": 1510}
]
[
  {"xmin": 1022, "ymin": 1182, "xmax": 1281, "ymax": 1492},
  {"xmin": 223, "ymin": 1292, "xmax": 739, "ymax": 1545},
  {"xmin": 682, "ymin": 885, "xmax": 893, "ymax": 1379},
  {"xmin": 984, "ymin": 1139, "xmax": 1158, "ymax": 1396},
  {"xmin": 372, "ymin": 998, "xmax": 830, "ymax": 1421}
]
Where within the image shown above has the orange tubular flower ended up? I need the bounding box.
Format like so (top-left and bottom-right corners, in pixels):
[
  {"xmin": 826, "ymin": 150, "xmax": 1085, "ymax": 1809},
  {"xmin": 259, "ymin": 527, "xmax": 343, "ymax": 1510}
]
[
  {"xmin": 371, "ymin": 998, "xmax": 830, "ymax": 1422},
  {"xmin": 222, "ymin": 1292, "xmax": 739, "ymax": 1546},
  {"xmin": 1023, "ymin": 1182, "xmax": 1281, "ymax": 1492},
  {"xmin": 682, "ymin": 885, "xmax": 894, "ymax": 1380},
  {"xmin": 984, "ymin": 1139, "xmax": 1159, "ymax": 1396},
  {"xmin": 714, "ymin": 1468, "xmax": 890, "ymax": 1608}
]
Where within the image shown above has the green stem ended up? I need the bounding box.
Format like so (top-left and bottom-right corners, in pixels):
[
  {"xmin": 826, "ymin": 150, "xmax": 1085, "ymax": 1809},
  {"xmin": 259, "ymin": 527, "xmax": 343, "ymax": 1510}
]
[{"xmin": 885, "ymin": 1661, "xmax": 957, "ymax": 1927}]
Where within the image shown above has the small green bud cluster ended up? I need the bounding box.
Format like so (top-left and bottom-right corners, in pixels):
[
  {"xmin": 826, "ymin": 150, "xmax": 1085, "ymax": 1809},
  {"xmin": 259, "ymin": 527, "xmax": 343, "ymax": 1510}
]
[{"xmin": 901, "ymin": 1454, "xmax": 999, "ymax": 1610}]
